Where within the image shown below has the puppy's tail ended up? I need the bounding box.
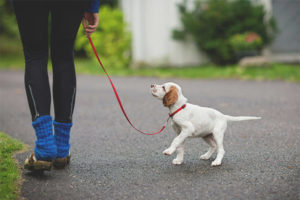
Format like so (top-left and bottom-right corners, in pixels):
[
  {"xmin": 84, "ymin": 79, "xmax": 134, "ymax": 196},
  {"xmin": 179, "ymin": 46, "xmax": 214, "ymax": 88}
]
[{"xmin": 224, "ymin": 115, "xmax": 261, "ymax": 122}]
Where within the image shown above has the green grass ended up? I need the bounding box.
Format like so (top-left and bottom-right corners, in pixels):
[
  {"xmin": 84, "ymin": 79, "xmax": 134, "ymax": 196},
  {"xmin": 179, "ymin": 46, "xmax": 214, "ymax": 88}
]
[
  {"xmin": 0, "ymin": 55, "xmax": 24, "ymax": 70},
  {"xmin": 75, "ymin": 59, "xmax": 300, "ymax": 82},
  {"xmin": 0, "ymin": 132, "xmax": 26, "ymax": 200},
  {"xmin": 0, "ymin": 35, "xmax": 23, "ymax": 57},
  {"xmin": 0, "ymin": 55, "xmax": 300, "ymax": 82}
]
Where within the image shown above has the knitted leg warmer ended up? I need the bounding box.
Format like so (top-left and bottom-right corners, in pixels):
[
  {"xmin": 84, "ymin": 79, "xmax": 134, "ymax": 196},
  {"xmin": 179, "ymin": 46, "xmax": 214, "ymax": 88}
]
[
  {"xmin": 32, "ymin": 115, "xmax": 57, "ymax": 161},
  {"xmin": 53, "ymin": 121, "xmax": 72, "ymax": 158}
]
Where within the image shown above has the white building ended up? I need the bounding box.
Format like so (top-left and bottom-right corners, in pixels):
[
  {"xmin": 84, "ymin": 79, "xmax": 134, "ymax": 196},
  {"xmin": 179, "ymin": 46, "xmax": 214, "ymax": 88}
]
[{"xmin": 120, "ymin": 0, "xmax": 300, "ymax": 67}]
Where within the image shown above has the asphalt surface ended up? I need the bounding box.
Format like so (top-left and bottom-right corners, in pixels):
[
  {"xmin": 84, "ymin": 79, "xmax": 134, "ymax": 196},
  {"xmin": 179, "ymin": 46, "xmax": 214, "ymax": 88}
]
[{"xmin": 1, "ymin": 70, "xmax": 299, "ymax": 200}]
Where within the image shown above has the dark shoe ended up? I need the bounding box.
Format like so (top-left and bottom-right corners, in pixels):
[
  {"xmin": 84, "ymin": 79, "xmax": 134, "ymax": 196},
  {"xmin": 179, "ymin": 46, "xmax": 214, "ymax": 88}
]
[
  {"xmin": 53, "ymin": 154, "xmax": 71, "ymax": 169},
  {"xmin": 24, "ymin": 153, "xmax": 52, "ymax": 171}
]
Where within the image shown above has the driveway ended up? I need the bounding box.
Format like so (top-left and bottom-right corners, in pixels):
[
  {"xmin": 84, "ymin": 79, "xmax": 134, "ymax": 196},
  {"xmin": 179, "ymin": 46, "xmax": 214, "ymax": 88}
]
[{"xmin": 0, "ymin": 70, "xmax": 299, "ymax": 200}]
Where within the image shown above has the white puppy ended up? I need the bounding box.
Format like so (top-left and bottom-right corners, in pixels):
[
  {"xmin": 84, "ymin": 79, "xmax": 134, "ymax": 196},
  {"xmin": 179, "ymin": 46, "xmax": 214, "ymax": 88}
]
[{"xmin": 151, "ymin": 82, "xmax": 261, "ymax": 166}]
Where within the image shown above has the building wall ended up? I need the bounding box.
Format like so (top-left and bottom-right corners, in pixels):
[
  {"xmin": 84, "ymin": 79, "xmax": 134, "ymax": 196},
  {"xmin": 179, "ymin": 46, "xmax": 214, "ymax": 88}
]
[
  {"xmin": 260, "ymin": 0, "xmax": 300, "ymax": 62},
  {"xmin": 270, "ymin": 0, "xmax": 300, "ymax": 53},
  {"xmin": 120, "ymin": 0, "xmax": 207, "ymax": 67}
]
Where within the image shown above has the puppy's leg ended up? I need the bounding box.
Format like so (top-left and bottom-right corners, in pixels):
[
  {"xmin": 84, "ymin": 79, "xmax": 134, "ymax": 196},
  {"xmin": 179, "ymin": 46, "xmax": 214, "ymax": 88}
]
[
  {"xmin": 211, "ymin": 123, "xmax": 227, "ymax": 166},
  {"xmin": 170, "ymin": 123, "xmax": 184, "ymax": 164},
  {"xmin": 200, "ymin": 134, "xmax": 216, "ymax": 160},
  {"xmin": 163, "ymin": 131, "xmax": 190, "ymax": 156},
  {"xmin": 172, "ymin": 142, "xmax": 185, "ymax": 165}
]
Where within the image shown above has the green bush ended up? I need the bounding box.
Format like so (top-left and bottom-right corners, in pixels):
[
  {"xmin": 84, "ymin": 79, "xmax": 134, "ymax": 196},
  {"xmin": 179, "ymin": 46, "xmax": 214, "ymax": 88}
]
[
  {"xmin": 99, "ymin": 0, "xmax": 119, "ymax": 7},
  {"xmin": 0, "ymin": 0, "xmax": 19, "ymax": 38},
  {"xmin": 229, "ymin": 32, "xmax": 263, "ymax": 52},
  {"xmin": 173, "ymin": 0, "xmax": 277, "ymax": 65},
  {"xmin": 75, "ymin": 6, "xmax": 131, "ymax": 69}
]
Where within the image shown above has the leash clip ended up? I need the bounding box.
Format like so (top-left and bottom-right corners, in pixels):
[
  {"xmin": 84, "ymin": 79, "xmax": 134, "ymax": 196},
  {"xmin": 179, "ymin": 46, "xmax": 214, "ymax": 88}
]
[{"xmin": 164, "ymin": 116, "xmax": 171, "ymax": 127}]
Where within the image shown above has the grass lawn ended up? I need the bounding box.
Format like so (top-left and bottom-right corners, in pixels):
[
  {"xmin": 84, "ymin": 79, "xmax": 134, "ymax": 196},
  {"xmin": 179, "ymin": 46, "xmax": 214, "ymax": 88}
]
[
  {"xmin": 0, "ymin": 55, "xmax": 300, "ymax": 82},
  {"xmin": 0, "ymin": 36, "xmax": 23, "ymax": 57},
  {"xmin": 76, "ymin": 59, "xmax": 300, "ymax": 82},
  {"xmin": 0, "ymin": 132, "xmax": 26, "ymax": 200}
]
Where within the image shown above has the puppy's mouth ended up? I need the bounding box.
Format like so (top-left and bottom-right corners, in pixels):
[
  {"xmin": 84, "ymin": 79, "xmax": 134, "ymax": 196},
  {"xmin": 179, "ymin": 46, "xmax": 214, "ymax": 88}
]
[
  {"xmin": 152, "ymin": 93, "xmax": 158, "ymax": 97},
  {"xmin": 151, "ymin": 88, "xmax": 158, "ymax": 97}
]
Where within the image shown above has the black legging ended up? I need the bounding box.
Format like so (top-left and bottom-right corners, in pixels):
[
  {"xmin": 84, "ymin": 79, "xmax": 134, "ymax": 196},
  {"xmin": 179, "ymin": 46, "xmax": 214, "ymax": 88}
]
[{"xmin": 13, "ymin": 1, "xmax": 89, "ymax": 123}]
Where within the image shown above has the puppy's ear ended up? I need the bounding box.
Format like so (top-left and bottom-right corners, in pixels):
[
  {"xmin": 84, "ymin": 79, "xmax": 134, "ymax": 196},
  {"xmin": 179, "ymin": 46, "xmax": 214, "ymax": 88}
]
[{"xmin": 163, "ymin": 86, "xmax": 178, "ymax": 107}]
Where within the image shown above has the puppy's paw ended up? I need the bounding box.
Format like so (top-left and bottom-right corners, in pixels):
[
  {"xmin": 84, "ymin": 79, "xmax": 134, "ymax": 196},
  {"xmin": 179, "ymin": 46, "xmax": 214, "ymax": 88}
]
[
  {"xmin": 172, "ymin": 158, "xmax": 183, "ymax": 165},
  {"xmin": 163, "ymin": 148, "xmax": 175, "ymax": 156},
  {"xmin": 211, "ymin": 160, "xmax": 222, "ymax": 166},
  {"xmin": 200, "ymin": 154, "xmax": 210, "ymax": 160}
]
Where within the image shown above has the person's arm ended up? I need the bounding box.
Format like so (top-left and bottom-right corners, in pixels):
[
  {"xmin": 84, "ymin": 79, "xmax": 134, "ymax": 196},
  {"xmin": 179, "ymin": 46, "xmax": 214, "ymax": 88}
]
[
  {"xmin": 86, "ymin": 0, "xmax": 100, "ymax": 13},
  {"xmin": 82, "ymin": 0, "xmax": 100, "ymax": 37}
]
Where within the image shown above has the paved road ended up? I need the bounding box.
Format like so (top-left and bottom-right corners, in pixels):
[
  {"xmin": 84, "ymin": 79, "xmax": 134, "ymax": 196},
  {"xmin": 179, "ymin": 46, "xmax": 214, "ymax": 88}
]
[{"xmin": 1, "ymin": 70, "xmax": 299, "ymax": 200}]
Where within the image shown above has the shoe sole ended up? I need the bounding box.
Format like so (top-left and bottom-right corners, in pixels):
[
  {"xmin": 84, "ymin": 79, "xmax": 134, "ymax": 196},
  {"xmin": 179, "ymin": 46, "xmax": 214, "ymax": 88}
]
[
  {"xmin": 53, "ymin": 155, "xmax": 71, "ymax": 169},
  {"xmin": 24, "ymin": 160, "xmax": 52, "ymax": 171}
]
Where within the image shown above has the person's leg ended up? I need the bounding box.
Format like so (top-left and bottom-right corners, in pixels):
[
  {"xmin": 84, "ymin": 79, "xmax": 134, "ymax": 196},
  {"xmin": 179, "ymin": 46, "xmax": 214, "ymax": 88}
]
[
  {"xmin": 50, "ymin": 1, "xmax": 89, "ymax": 160},
  {"xmin": 13, "ymin": 1, "xmax": 57, "ymax": 162},
  {"xmin": 14, "ymin": 1, "xmax": 51, "ymax": 120}
]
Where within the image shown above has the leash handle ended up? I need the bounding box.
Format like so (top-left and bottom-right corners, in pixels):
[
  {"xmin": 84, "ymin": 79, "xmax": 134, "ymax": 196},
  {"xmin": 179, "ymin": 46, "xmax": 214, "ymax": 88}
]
[{"xmin": 88, "ymin": 36, "xmax": 166, "ymax": 135}]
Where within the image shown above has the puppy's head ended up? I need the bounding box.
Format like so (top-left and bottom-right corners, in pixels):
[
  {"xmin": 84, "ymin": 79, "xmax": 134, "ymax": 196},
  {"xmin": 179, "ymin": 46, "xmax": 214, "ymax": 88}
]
[{"xmin": 151, "ymin": 82, "xmax": 184, "ymax": 107}]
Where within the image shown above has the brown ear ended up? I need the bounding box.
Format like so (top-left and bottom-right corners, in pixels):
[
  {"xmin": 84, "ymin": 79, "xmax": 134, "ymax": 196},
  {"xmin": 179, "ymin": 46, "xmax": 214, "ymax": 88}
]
[{"xmin": 163, "ymin": 86, "xmax": 178, "ymax": 107}]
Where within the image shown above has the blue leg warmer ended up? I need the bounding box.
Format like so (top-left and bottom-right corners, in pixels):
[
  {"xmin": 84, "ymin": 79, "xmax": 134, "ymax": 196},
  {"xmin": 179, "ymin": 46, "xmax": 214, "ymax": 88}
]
[
  {"xmin": 32, "ymin": 115, "xmax": 57, "ymax": 161},
  {"xmin": 53, "ymin": 121, "xmax": 73, "ymax": 158}
]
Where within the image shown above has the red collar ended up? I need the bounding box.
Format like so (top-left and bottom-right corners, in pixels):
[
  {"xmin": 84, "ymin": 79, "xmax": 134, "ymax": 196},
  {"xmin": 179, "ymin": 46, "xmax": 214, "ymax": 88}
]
[{"xmin": 169, "ymin": 104, "xmax": 186, "ymax": 117}]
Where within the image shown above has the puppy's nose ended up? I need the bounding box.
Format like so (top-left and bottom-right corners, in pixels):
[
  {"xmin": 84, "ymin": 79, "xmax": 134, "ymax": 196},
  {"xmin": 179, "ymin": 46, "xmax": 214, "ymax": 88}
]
[{"xmin": 151, "ymin": 84, "xmax": 155, "ymax": 88}]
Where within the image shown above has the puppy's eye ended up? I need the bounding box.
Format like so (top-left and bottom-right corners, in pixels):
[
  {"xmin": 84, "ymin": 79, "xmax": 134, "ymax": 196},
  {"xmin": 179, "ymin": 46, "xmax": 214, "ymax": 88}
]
[{"xmin": 162, "ymin": 86, "xmax": 166, "ymax": 92}]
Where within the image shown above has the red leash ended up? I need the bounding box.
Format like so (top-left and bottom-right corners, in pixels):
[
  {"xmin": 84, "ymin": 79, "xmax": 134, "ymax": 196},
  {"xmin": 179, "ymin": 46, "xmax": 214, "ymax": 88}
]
[{"xmin": 88, "ymin": 36, "xmax": 168, "ymax": 135}]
